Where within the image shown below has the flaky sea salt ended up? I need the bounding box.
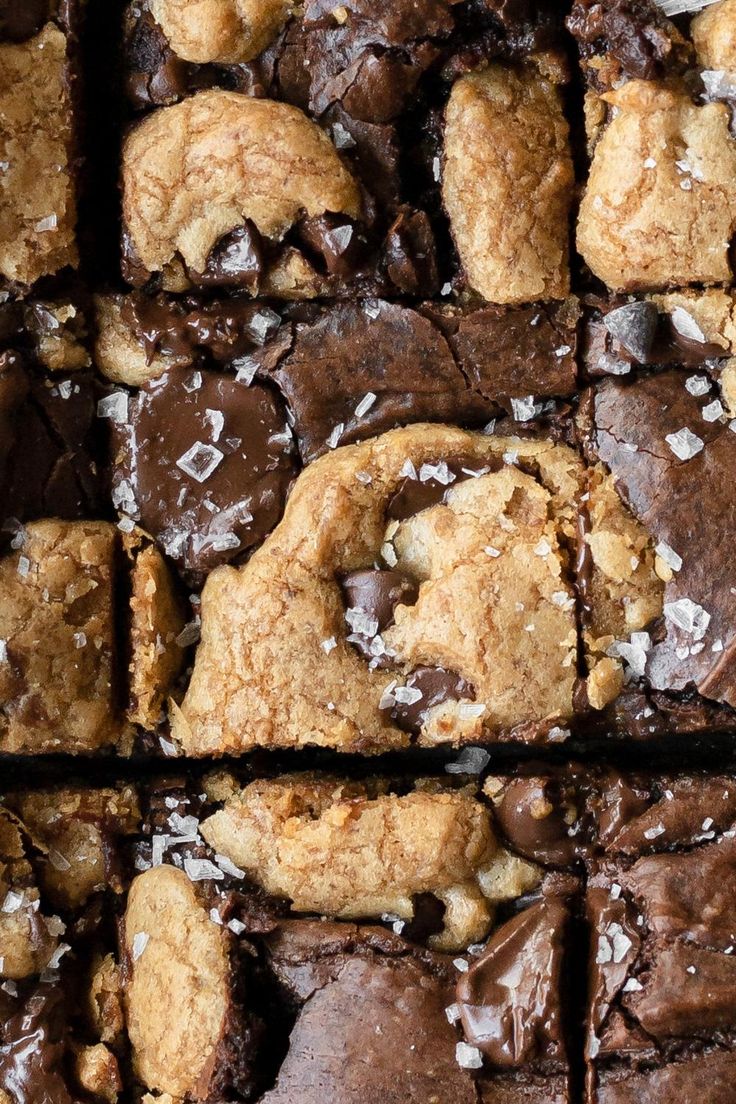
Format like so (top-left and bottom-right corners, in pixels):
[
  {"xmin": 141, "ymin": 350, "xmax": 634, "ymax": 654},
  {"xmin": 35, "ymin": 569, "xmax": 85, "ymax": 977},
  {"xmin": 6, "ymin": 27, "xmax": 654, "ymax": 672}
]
[
  {"xmin": 664, "ymin": 597, "xmax": 710, "ymax": 641},
  {"xmin": 354, "ymin": 392, "xmax": 377, "ymax": 418},
  {"xmin": 657, "ymin": 0, "xmax": 720, "ymax": 14},
  {"xmin": 510, "ymin": 395, "xmax": 538, "ymax": 422},
  {"xmin": 655, "ymin": 542, "xmax": 682, "ymax": 572},
  {"xmin": 670, "ymin": 306, "xmax": 707, "ymax": 344},
  {"xmin": 183, "ymin": 857, "xmax": 225, "ymax": 882},
  {"xmin": 131, "ymin": 932, "xmax": 149, "ymax": 961},
  {"xmin": 685, "ymin": 374, "xmax": 710, "ymax": 396},
  {"xmin": 665, "ymin": 427, "xmax": 704, "ymax": 460},
  {"xmin": 97, "ymin": 391, "xmax": 128, "ymax": 424},
  {"xmin": 702, "ymin": 399, "xmax": 724, "ymax": 422},
  {"xmin": 455, "ymin": 1043, "xmax": 483, "ymax": 1070},
  {"xmin": 445, "ymin": 747, "xmax": 491, "ymax": 774},
  {"xmin": 176, "ymin": 442, "xmax": 224, "ymax": 483}
]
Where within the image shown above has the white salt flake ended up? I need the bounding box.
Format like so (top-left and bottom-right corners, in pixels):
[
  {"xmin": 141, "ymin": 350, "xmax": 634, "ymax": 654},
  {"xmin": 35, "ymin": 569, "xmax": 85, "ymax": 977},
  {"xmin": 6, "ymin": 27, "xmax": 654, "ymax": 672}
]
[
  {"xmin": 455, "ymin": 1042, "xmax": 483, "ymax": 1070},
  {"xmin": 484, "ymin": 546, "xmax": 501, "ymax": 558},
  {"xmin": 623, "ymin": 977, "xmax": 644, "ymax": 992},
  {"xmin": 326, "ymin": 423, "xmax": 344, "ymax": 449},
  {"xmin": 655, "ymin": 542, "xmax": 682, "ymax": 572},
  {"xmin": 183, "ymin": 857, "xmax": 225, "ymax": 882},
  {"xmin": 233, "ymin": 356, "xmax": 259, "ymax": 385},
  {"xmin": 664, "ymin": 597, "xmax": 710, "ymax": 640},
  {"xmin": 419, "ymin": 461, "xmax": 455, "ymax": 485},
  {"xmin": 215, "ymin": 853, "xmax": 246, "ymax": 878},
  {"xmin": 205, "ymin": 408, "xmax": 225, "ymax": 441},
  {"xmin": 510, "ymin": 395, "xmax": 538, "ymax": 422},
  {"xmin": 685, "ymin": 374, "xmax": 710, "ymax": 396},
  {"xmin": 131, "ymin": 932, "xmax": 149, "ymax": 961},
  {"xmin": 643, "ymin": 824, "xmax": 666, "ymax": 840},
  {"xmin": 657, "ymin": 0, "xmax": 720, "ymax": 14},
  {"xmin": 670, "ymin": 306, "xmax": 707, "ymax": 344},
  {"xmin": 445, "ymin": 1003, "xmax": 462, "ymax": 1025},
  {"xmin": 665, "ymin": 427, "xmax": 704, "ymax": 460},
  {"xmin": 393, "ymin": 685, "xmax": 423, "ymax": 706},
  {"xmin": 534, "ymin": 538, "xmax": 552, "ymax": 557},
  {"xmin": 354, "ymin": 392, "xmax": 377, "ymax": 418},
  {"xmin": 176, "ymin": 442, "xmax": 224, "ymax": 483},
  {"xmin": 97, "ymin": 391, "xmax": 128, "ymax": 424},
  {"xmin": 702, "ymin": 399, "xmax": 724, "ymax": 422},
  {"xmin": 321, "ymin": 636, "xmax": 337, "ymax": 654},
  {"xmin": 228, "ymin": 918, "xmax": 247, "ymax": 935}
]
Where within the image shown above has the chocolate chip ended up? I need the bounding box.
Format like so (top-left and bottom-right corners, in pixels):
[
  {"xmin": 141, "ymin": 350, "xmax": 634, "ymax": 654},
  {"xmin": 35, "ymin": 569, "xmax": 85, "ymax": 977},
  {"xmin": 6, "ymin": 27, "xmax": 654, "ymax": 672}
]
[
  {"xmin": 387, "ymin": 455, "xmax": 497, "ymax": 521},
  {"xmin": 603, "ymin": 301, "xmax": 658, "ymax": 363},
  {"xmin": 340, "ymin": 569, "xmax": 418, "ymax": 632},
  {"xmin": 391, "ymin": 666, "xmax": 475, "ymax": 733},
  {"xmin": 456, "ymin": 899, "xmax": 568, "ymax": 1068},
  {"xmin": 495, "ymin": 777, "xmax": 577, "ymax": 866},
  {"xmin": 195, "ymin": 223, "xmax": 264, "ymax": 290},
  {"xmin": 111, "ymin": 367, "xmax": 296, "ymax": 580},
  {"xmin": 297, "ymin": 214, "xmax": 365, "ymax": 278}
]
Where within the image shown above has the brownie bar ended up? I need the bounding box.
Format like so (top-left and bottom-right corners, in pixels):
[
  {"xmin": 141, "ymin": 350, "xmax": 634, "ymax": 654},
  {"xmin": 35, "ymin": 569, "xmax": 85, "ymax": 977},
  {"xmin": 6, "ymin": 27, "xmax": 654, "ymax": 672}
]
[
  {"xmin": 569, "ymin": 0, "xmax": 736, "ymax": 293},
  {"xmin": 0, "ymin": 781, "xmax": 140, "ymax": 1104},
  {"xmin": 584, "ymin": 769, "xmax": 736, "ymax": 1103},
  {"xmin": 0, "ymin": 295, "xmax": 103, "ymax": 525},
  {"xmin": 117, "ymin": 0, "xmax": 575, "ymax": 302},
  {"xmin": 0, "ymin": 2, "xmax": 82, "ymax": 289},
  {"xmin": 0, "ymin": 519, "xmax": 186, "ymax": 753}
]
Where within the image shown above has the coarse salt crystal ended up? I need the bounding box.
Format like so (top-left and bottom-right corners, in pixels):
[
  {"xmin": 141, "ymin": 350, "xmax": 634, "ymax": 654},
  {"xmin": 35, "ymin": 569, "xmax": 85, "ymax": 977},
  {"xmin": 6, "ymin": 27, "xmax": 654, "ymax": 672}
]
[
  {"xmin": 177, "ymin": 442, "xmax": 224, "ymax": 483},
  {"xmin": 685, "ymin": 374, "xmax": 710, "ymax": 396},
  {"xmin": 97, "ymin": 391, "xmax": 128, "ymax": 424},
  {"xmin": 455, "ymin": 1042, "xmax": 483, "ymax": 1070},
  {"xmin": 131, "ymin": 932, "xmax": 149, "ymax": 961},
  {"xmin": 354, "ymin": 392, "xmax": 377, "ymax": 418},
  {"xmin": 664, "ymin": 597, "xmax": 710, "ymax": 640},
  {"xmin": 665, "ymin": 427, "xmax": 704, "ymax": 460},
  {"xmin": 702, "ymin": 399, "xmax": 724, "ymax": 422},
  {"xmin": 655, "ymin": 542, "xmax": 682, "ymax": 572}
]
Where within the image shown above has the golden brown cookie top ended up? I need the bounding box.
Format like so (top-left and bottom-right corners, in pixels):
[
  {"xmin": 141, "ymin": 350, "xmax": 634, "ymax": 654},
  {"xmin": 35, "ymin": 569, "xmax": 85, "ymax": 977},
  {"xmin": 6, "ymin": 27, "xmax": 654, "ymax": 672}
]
[
  {"xmin": 149, "ymin": 0, "xmax": 294, "ymax": 64},
  {"xmin": 443, "ymin": 61, "xmax": 573, "ymax": 305},
  {"xmin": 201, "ymin": 774, "xmax": 541, "ymax": 950},
  {"xmin": 123, "ymin": 865, "xmax": 232, "ymax": 1100},
  {"xmin": 577, "ymin": 79, "xmax": 736, "ymax": 292},
  {"xmin": 121, "ymin": 90, "xmax": 361, "ymax": 277}
]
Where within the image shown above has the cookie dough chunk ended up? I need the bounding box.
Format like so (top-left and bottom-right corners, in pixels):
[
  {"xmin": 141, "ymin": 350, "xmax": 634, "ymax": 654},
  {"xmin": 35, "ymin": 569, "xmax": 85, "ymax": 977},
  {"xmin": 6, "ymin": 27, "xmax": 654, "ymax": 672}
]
[
  {"xmin": 149, "ymin": 0, "xmax": 293, "ymax": 64},
  {"xmin": 582, "ymin": 369, "xmax": 736, "ymax": 711},
  {"xmin": 122, "ymin": 865, "xmax": 251, "ymax": 1102},
  {"xmin": 443, "ymin": 63, "xmax": 573, "ymax": 304},
  {"xmin": 6, "ymin": 786, "xmax": 141, "ymax": 910},
  {"xmin": 121, "ymin": 89, "xmax": 361, "ymax": 287},
  {"xmin": 0, "ymin": 520, "xmax": 120, "ymax": 753},
  {"xmin": 110, "ymin": 365, "xmax": 296, "ymax": 580},
  {"xmin": 692, "ymin": 0, "xmax": 736, "ymax": 70},
  {"xmin": 577, "ymin": 80, "xmax": 736, "ymax": 292},
  {"xmin": 173, "ymin": 424, "xmax": 583, "ymax": 755},
  {"xmin": 0, "ymin": 23, "xmax": 77, "ymax": 285},
  {"xmin": 127, "ymin": 539, "xmax": 186, "ymax": 727},
  {"xmin": 579, "ymin": 465, "xmax": 664, "ymax": 711},
  {"xmin": 586, "ymin": 774, "xmax": 736, "ymax": 1103},
  {"xmin": 0, "ymin": 808, "xmax": 58, "ymax": 979},
  {"xmin": 201, "ymin": 775, "xmax": 541, "ymax": 951}
]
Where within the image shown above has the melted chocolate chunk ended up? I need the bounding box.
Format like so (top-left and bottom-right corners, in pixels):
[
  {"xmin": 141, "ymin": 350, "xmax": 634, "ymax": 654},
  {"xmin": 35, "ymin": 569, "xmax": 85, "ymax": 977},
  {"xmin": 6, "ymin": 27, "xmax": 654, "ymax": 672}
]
[
  {"xmin": 457, "ymin": 898, "xmax": 568, "ymax": 1068},
  {"xmin": 0, "ymin": 984, "xmax": 78, "ymax": 1104},
  {"xmin": 0, "ymin": 0, "xmax": 52, "ymax": 41},
  {"xmin": 340, "ymin": 569, "xmax": 418, "ymax": 632},
  {"xmin": 121, "ymin": 295, "xmax": 284, "ymax": 364},
  {"xmin": 567, "ymin": 0, "xmax": 691, "ymax": 83},
  {"xmin": 387, "ymin": 456, "xmax": 500, "ymax": 521},
  {"xmin": 195, "ymin": 224, "xmax": 264, "ymax": 290},
  {"xmin": 391, "ymin": 666, "xmax": 475, "ymax": 732},
  {"xmin": 111, "ymin": 366, "xmax": 296, "ymax": 579},
  {"xmin": 495, "ymin": 777, "xmax": 577, "ymax": 867},
  {"xmin": 297, "ymin": 215, "xmax": 366, "ymax": 278}
]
